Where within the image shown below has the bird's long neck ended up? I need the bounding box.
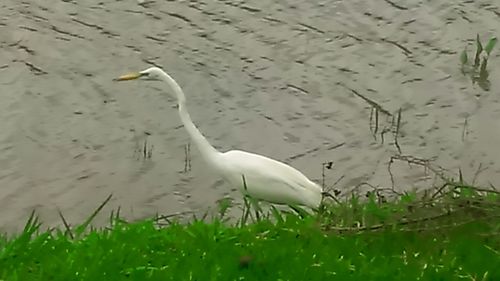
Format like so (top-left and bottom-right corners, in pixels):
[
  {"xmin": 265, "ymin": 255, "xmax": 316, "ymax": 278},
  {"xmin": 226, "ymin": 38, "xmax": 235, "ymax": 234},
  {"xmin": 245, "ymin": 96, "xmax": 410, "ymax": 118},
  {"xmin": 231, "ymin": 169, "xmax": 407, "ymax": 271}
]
[{"xmin": 158, "ymin": 71, "xmax": 220, "ymax": 164}]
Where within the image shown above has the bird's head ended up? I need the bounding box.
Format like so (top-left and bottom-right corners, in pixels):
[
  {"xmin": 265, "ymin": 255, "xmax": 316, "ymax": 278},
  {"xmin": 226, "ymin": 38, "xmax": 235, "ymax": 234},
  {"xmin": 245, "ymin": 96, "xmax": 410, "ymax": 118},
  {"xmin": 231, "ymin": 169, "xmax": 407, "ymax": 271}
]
[{"xmin": 114, "ymin": 66, "xmax": 163, "ymax": 82}]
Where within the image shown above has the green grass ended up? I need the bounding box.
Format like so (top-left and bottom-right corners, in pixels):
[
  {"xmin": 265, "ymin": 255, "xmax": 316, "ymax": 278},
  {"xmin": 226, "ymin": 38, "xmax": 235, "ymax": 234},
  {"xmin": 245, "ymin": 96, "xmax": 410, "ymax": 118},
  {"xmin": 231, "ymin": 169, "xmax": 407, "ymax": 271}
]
[{"xmin": 1, "ymin": 184, "xmax": 499, "ymax": 280}]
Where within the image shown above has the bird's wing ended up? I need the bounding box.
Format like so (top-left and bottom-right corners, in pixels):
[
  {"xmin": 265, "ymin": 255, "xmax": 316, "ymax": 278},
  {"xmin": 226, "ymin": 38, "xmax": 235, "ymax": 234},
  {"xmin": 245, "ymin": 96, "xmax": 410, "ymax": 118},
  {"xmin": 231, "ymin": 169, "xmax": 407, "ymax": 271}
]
[{"xmin": 221, "ymin": 150, "xmax": 321, "ymax": 193}]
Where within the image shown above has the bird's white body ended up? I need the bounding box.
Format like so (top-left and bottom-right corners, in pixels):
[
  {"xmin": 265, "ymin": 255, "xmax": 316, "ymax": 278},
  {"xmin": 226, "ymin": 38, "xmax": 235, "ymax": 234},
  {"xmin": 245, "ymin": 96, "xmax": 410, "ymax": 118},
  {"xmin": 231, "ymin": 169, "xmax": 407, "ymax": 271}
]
[
  {"xmin": 215, "ymin": 150, "xmax": 322, "ymax": 208},
  {"xmin": 116, "ymin": 67, "xmax": 323, "ymax": 209}
]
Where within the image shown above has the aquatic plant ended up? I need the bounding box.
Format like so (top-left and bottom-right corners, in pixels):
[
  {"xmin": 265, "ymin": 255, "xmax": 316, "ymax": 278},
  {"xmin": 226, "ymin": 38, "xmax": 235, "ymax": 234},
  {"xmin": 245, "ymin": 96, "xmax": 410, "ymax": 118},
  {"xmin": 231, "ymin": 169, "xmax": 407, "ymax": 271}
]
[{"xmin": 460, "ymin": 34, "xmax": 497, "ymax": 91}]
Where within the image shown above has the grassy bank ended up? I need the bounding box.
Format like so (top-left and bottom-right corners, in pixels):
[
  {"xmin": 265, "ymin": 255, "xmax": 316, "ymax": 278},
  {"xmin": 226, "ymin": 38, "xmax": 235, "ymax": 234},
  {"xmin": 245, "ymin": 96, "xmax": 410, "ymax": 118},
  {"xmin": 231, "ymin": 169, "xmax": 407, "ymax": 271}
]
[{"xmin": 1, "ymin": 183, "xmax": 499, "ymax": 280}]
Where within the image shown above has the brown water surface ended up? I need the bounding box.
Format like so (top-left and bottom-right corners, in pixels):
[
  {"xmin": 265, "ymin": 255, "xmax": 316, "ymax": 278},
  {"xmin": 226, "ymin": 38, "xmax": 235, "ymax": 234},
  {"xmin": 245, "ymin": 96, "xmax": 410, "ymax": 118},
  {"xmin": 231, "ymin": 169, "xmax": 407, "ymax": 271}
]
[{"xmin": 0, "ymin": 0, "xmax": 499, "ymax": 233}]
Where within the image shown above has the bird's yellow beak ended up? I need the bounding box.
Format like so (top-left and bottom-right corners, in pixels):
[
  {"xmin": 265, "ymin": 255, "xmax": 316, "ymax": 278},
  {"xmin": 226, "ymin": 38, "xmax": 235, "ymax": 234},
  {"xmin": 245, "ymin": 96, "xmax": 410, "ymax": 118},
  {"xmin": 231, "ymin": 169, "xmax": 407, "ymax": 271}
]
[{"xmin": 114, "ymin": 72, "xmax": 142, "ymax": 81}]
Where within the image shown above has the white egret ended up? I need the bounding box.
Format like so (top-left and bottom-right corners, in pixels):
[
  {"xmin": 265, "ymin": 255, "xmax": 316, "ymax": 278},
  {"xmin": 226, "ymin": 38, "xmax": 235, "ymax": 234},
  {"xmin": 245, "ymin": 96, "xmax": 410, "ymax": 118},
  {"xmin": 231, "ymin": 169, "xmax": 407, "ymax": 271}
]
[{"xmin": 114, "ymin": 67, "xmax": 323, "ymax": 209}]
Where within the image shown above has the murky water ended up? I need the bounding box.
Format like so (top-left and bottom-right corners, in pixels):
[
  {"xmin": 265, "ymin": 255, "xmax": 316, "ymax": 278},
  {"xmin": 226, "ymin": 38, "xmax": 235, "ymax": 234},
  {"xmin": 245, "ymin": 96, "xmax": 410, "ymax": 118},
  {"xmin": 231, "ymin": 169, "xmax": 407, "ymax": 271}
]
[{"xmin": 1, "ymin": 0, "xmax": 499, "ymax": 233}]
